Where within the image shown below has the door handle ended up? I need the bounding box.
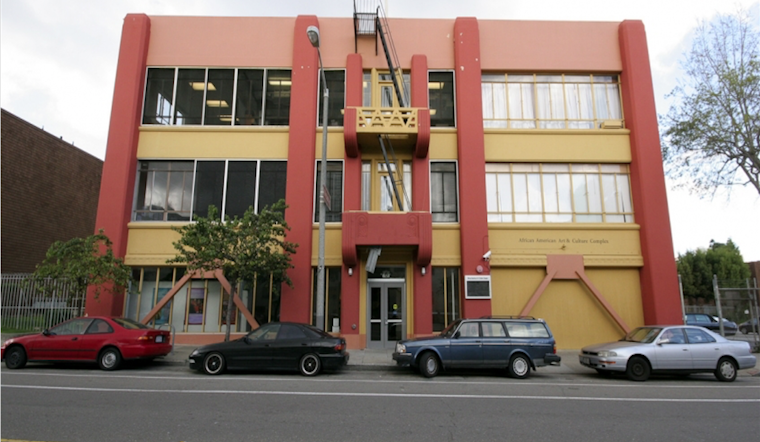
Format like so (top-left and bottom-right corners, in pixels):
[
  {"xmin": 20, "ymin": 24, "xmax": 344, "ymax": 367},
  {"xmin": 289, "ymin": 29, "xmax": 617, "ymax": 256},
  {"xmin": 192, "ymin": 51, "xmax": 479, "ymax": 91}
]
[{"xmin": 71, "ymin": 337, "xmax": 78, "ymax": 341}]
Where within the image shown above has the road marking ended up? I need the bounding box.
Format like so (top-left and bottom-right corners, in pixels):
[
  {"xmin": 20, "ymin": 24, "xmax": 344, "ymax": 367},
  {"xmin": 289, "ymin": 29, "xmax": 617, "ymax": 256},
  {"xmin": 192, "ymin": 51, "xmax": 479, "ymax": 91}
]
[
  {"xmin": 3, "ymin": 384, "xmax": 759, "ymax": 403},
  {"xmin": 3, "ymin": 370, "xmax": 759, "ymax": 389}
]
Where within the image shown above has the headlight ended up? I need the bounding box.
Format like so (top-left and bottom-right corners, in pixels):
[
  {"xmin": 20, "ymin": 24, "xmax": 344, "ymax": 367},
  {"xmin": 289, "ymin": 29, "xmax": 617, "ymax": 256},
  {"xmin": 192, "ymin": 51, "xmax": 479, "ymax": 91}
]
[
  {"xmin": 597, "ymin": 350, "xmax": 618, "ymax": 358},
  {"xmin": 395, "ymin": 342, "xmax": 406, "ymax": 353},
  {"xmin": 190, "ymin": 349, "xmax": 200, "ymax": 357}
]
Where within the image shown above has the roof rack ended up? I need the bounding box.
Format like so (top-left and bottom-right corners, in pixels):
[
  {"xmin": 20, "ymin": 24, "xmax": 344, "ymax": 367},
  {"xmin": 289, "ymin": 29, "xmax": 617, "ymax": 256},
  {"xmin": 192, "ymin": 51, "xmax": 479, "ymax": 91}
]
[{"xmin": 479, "ymin": 315, "xmax": 537, "ymax": 320}]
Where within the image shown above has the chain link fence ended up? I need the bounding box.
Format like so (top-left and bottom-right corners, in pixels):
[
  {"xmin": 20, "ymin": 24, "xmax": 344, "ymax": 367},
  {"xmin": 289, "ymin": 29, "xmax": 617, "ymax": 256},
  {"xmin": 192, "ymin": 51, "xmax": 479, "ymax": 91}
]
[{"xmin": 1, "ymin": 273, "xmax": 85, "ymax": 333}]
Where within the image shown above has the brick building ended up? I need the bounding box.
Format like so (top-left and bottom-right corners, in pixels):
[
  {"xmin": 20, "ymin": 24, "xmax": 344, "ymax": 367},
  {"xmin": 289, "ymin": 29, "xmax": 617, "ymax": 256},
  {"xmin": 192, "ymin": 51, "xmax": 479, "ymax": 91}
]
[
  {"xmin": 1, "ymin": 109, "xmax": 103, "ymax": 273},
  {"xmin": 91, "ymin": 9, "xmax": 683, "ymax": 349}
]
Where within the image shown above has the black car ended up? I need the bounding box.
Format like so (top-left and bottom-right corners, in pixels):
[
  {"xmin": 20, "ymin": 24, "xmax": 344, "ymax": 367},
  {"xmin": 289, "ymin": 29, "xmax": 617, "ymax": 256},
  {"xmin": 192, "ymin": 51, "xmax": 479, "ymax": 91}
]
[
  {"xmin": 739, "ymin": 318, "xmax": 759, "ymax": 334},
  {"xmin": 188, "ymin": 322, "xmax": 349, "ymax": 376},
  {"xmin": 393, "ymin": 317, "xmax": 561, "ymax": 379},
  {"xmin": 684, "ymin": 313, "xmax": 738, "ymax": 336}
]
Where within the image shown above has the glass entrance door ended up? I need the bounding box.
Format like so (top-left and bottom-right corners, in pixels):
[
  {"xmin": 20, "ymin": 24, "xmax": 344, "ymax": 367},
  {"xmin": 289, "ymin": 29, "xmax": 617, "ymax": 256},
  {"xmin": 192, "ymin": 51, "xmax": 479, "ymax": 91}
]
[{"xmin": 367, "ymin": 280, "xmax": 405, "ymax": 349}]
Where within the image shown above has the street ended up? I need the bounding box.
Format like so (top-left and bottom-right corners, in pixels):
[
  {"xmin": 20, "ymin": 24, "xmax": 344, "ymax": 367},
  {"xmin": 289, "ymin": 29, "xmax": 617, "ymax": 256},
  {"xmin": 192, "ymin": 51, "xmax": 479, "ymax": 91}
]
[{"xmin": 2, "ymin": 364, "xmax": 759, "ymax": 442}]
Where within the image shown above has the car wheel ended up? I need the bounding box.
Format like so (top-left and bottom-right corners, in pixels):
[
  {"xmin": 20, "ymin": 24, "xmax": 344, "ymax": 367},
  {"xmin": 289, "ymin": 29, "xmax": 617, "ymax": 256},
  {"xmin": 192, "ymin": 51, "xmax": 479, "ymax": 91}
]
[
  {"xmin": 299, "ymin": 353, "xmax": 321, "ymax": 376},
  {"xmin": 595, "ymin": 369, "xmax": 612, "ymax": 378},
  {"xmin": 740, "ymin": 326, "xmax": 748, "ymax": 335},
  {"xmin": 419, "ymin": 352, "xmax": 440, "ymax": 378},
  {"xmin": 508, "ymin": 354, "xmax": 530, "ymax": 379},
  {"xmin": 626, "ymin": 356, "xmax": 650, "ymax": 381},
  {"xmin": 98, "ymin": 347, "xmax": 122, "ymax": 371},
  {"xmin": 203, "ymin": 352, "xmax": 225, "ymax": 375},
  {"xmin": 714, "ymin": 357, "xmax": 737, "ymax": 382},
  {"xmin": 4, "ymin": 346, "xmax": 27, "ymax": 369}
]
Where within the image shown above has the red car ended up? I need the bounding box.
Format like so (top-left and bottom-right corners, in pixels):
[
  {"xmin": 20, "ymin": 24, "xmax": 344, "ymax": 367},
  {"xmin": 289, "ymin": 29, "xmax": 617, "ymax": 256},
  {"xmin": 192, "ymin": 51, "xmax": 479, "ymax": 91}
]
[{"xmin": 1, "ymin": 316, "xmax": 172, "ymax": 371}]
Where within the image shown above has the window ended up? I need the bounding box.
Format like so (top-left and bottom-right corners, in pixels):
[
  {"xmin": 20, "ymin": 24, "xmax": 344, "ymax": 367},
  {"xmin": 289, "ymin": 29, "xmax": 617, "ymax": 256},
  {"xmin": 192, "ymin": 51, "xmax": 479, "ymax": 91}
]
[
  {"xmin": 135, "ymin": 161, "xmax": 194, "ymax": 221},
  {"xmin": 485, "ymin": 163, "xmax": 634, "ymax": 223},
  {"xmin": 363, "ymin": 69, "xmax": 410, "ymax": 108},
  {"xmin": 361, "ymin": 159, "xmax": 412, "ymax": 212},
  {"xmin": 134, "ymin": 160, "xmax": 286, "ymax": 222},
  {"xmin": 430, "ymin": 162, "xmax": 458, "ymax": 222},
  {"xmin": 143, "ymin": 67, "xmax": 291, "ymax": 126},
  {"xmin": 318, "ymin": 70, "xmax": 346, "ymax": 126},
  {"xmin": 482, "ymin": 74, "xmax": 622, "ymax": 129},
  {"xmin": 432, "ymin": 267, "xmax": 461, "ymax": 332},
  {"xmin": 311, "ymin": 267, "xmax": 342, "ymax": 332},
  {"xmin": 314, "ymin": 161, "xmax": 344, "ymax": 222},
  {"xmin": 428, "ymin": 71, "xmax": 455, "ymax": 127}
]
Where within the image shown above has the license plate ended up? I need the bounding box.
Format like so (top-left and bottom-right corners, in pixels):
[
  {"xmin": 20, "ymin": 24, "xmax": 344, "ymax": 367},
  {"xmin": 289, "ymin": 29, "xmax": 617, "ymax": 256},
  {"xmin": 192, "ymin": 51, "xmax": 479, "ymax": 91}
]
[
  {"xmin": 580, "ymin": 357, "xmax": 589, "ymax": 365},
  {"xmin": 155, "ymin": 336, "xmax": 164, "ymax": 343}
]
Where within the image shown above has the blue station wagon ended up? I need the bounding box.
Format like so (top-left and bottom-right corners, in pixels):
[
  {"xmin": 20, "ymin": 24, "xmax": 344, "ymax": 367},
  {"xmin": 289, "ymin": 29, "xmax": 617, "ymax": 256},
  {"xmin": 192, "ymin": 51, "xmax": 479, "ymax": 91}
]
[{"xmin": 393, "ymin": 317, "xmax": 561, "ymax": 379}]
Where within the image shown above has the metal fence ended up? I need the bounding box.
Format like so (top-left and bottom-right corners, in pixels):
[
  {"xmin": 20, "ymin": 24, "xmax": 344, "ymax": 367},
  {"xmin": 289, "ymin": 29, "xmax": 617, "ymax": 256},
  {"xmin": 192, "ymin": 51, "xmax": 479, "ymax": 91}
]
[{"xmin": 1, "ymin": 273, "xmax": 85, "ymax": 332}]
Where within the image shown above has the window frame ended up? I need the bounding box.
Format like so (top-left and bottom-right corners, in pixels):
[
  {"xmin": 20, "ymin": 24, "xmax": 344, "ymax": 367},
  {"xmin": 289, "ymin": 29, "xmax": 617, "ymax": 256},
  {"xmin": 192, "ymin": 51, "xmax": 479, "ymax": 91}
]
[
  {"xmin": 430, "ymin": 161, "xmax": 459, "ymax": 223},
  {"xmin": 428, "ymin": 70, "xmax": 456, "ymax": 127},
  {"xmin": 142, "ymin": 67, "xmax": 292, "ymax": 127},
  {"xmin": 313, "ymin": 160, "xmax": 344, "ymax": 223}
]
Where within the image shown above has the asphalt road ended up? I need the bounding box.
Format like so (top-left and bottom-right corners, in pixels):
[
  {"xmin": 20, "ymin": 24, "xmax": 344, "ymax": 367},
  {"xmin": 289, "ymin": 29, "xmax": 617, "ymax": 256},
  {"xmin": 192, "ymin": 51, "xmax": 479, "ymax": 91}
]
[{"xmin": 2, "ymin": 364, "xmax": 759, "ymax": 442}]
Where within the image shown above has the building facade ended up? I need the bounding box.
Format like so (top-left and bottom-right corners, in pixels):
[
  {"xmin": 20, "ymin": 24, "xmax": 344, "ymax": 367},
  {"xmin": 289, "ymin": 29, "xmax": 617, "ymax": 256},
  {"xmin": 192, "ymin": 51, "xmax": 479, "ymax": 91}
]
[
  {"xmin": 1, "ymin": 109, "xmax": 103, "ymax": 273},
  {"xmin": 91, "ymin": 12, "xmax": 682, "ymax": 349}
]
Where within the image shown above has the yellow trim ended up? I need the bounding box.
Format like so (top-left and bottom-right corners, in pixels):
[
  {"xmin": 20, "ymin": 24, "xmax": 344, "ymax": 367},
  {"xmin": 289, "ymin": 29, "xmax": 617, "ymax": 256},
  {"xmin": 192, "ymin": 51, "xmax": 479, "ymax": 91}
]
[
  {"xmin": 484, "ymin": 131, "xmax": 630, "ymax": 163},
  {"xmin": 138, "ymin": 127, "xmax": 290, "ymax": 159}
]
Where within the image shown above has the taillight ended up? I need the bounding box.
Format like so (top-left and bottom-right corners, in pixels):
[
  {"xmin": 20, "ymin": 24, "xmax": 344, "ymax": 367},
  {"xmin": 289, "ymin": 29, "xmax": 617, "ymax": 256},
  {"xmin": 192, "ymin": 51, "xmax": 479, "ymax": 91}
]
[
  {"xmin": 334, "ymin": 343, "xmax": 344, "ymax": 351},
  {"xmin": 553, "ymin": 344, "xmax": 557, "ymax": 354},
  {"xmin": 137, "ymin": 335, "xmax": 153, "ymax": 341}
]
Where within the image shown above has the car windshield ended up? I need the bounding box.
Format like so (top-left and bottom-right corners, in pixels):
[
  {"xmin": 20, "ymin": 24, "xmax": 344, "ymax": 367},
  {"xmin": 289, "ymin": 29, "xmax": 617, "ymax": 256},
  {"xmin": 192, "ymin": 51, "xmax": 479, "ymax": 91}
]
[
  {"xmin": 440, "ymin": 320, "xmax": 462, "ymax": 338},
  {"xmin": 112, "ymin": 318, "xmax": 150, "ymax": 330},
  {"xmin": 621, "ymin": 327, "xmax": 662, "ymax": 343}
]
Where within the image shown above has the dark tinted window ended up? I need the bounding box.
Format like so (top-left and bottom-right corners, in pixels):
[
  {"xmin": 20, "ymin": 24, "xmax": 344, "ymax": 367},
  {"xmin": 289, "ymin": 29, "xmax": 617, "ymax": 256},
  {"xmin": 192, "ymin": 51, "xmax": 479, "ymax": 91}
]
[
  {"xmin": 86, "ymin": 319, "xmax": 114, "ymax": 334},
  {"xmin": 318, "ymin": 70, "xmax": 346, "ymax": 126},
  {"xmin": 113, "ymin": 318, "xmax": 150, "ymax": 330},
  {"xmin": 429, "ymin": 71, "xmax": 455, "ymax": 127},
  {"xmin": 431, "ymin": 162, "xmax": 458, "ymax": 222},
  {"xmin": 235, "ymin": 69, "xmax": 265, "ymax": 125},
  {"xmin": 264, "ymin": 70, "xmax": 291, "ymax": 125},
  {"xmin": 314, "ymin": 161, "xmax": 343, "ymax": 222},
  {"xmin": 143, "ymin": 68, "xmax": 175, "ymax": 125},
  {"xmin": 278, "ymin": 324, "xmax": 308, "ymax": 340},
  {"xmin": 204, "ymin": 69, "xmax": 235, "ymax": 126},
  {"xmin": 193, "ymin": 161, "xmax": 225, "ymax": 219},
  {"xmin": 258, "ymin": 161, "xmax": 287, "ymax": 213},
  {"xmin": 225, "ymin": 161, "xmax": 257, "ymax": 218},
  {"xmin": 174, "ymin": 69, "xmax": 205, "ymax": 125}
]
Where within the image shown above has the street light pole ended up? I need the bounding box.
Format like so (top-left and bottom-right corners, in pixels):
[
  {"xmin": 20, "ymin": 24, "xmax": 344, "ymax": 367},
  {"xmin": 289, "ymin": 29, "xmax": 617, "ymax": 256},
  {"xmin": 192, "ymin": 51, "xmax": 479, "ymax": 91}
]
[{"xmin": 308, "ymin": 25, "xmax": 328, "ymax": 331}]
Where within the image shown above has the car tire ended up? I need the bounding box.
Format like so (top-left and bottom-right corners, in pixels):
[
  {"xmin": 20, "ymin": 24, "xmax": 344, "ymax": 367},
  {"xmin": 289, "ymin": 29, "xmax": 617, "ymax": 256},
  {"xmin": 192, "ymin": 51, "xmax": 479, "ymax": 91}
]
[
  {"xmin": 203, "ymin": 352, "xmax": 225, "ymax": 375},
  {"xmin": 4, "ymin": 346, "xmax": 27, "ymax": 369},
  {"xmin": 740, "ymin": 326, "xmax": 748, "ymax": 335},
  {"xmin": 508, "ymin": 354, "xmax": 531, "ymax": 379},
  {"xmin": 714, "ymin": 357, "xmax": 737, "ymax": 382},
  {"xmin": 299, "ymin": 353, "xmax": 321, "ymax": 376},
  {"xmin": 626, "ymin": 356, "xmax": 650, "ymax": 382},
  {"xmin": 98, "ymin": 347, "xmax": 122, "ymax": 371},
  {"xmin": 419, "ymin": 352, "xmax": 440, "ymax": 378}
]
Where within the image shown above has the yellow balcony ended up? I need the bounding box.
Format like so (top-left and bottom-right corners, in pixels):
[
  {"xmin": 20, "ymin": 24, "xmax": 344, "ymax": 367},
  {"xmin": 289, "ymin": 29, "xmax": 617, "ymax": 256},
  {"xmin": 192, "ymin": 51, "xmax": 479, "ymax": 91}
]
[{"xmin": 344, "ymin": 106, "xmax": 430, "ymax": 158}]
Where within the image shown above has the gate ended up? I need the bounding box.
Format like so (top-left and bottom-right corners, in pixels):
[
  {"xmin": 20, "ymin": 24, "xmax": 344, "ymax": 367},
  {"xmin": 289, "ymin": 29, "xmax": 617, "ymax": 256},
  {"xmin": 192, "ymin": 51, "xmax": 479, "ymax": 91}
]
[{"xmin": 1, "ymin": 274, "xmax": 85, "ymax": 332}]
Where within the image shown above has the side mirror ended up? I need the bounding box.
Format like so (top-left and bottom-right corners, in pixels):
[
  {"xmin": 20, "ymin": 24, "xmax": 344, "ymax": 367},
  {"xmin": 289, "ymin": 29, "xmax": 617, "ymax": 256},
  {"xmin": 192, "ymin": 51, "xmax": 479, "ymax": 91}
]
[
  {"xmin": 657, "ymin": 338, "xmax": 670, "ymax": 345},
  {"xmin": 42, "ymin": 329, "xmax": 51, "ymax": 336},
  {"xmin": 454, "ymin": 331, "xmax": 461, "ymax": 339}
]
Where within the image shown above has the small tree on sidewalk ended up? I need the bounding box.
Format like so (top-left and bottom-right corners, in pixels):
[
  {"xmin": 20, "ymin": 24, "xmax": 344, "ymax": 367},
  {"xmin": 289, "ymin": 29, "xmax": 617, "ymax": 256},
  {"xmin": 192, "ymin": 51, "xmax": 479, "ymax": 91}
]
[
  {"xmin": 31, "ymin": 229, "xmax": 132, "ymax": 307},
  {"xmin": 167, "ymin": 200, "xmax": 297, "ymax": 341}
]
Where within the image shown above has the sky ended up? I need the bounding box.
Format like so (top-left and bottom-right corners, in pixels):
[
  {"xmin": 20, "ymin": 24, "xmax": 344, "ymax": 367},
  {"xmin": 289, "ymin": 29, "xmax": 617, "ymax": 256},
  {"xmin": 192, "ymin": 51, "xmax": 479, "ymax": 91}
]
[{"xmin": 1, "ymin": 0, "xmax": 759, "ymax": 261}]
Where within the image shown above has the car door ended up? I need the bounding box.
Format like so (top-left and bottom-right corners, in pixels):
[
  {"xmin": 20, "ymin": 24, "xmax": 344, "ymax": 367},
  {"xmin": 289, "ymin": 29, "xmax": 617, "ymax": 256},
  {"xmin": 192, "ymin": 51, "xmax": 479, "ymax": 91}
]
[
  {"xmin": 449, "ymin": 322, "xmax": 482, "ymax": 368},
  {"xmin": 480, "ymin": 321, "xmax": 509, "ymax": 367},
  {"xmin": 268, "ymin": 324, "xmax": 309, "ymax": 369},
  {"xmin": 684, "ymin": 327, "xmax": 721, "ymax": 369},
  {"xmin": 78, "ymin": 319, "xmax": 115, "ymax": 361},
  {"xmin": 226, "ymin": 323, "xmax": 280, "ymax": 369},
  {"xmin": 652, "ymin": 327, "xmax": 693, "ymax": 370},
  {"xmin": 28, "ymin": 318, "xmax": 93, "ymax": 361}
]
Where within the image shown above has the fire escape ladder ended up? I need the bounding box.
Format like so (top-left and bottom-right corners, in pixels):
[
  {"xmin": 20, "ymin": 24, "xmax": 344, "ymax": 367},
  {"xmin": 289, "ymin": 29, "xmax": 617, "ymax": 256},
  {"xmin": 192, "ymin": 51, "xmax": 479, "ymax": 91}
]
[
  {"xmin": 377, "ymin": 134, "xmax": 410, "ymax": 211},
  {"xmin": 375, "ymin": 3, "xmax": 409, "ymax": 108}
]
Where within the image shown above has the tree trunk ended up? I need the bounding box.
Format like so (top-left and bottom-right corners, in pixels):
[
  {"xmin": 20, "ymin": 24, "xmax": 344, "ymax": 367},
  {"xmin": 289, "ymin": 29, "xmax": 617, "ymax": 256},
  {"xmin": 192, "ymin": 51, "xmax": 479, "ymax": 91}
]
[{"xmin": 224, "ymin": 279, "xmax": 237, "ymax": 342}]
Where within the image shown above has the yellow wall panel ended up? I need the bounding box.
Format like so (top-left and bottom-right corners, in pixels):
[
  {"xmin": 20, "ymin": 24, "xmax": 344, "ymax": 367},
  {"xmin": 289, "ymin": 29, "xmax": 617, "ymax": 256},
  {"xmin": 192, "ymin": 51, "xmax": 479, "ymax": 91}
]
[
  {"xmin": 431, "ymin": 226, "xmax": 461, "ymax": 266},
  {"xmin": 428, "ymin": 131, "xmax": 459, "ymax": 159},
  {"xmin": 138, "ymin": 128, "xmax": 290, "ymax": 159},
  {"xmin": 491, "ymin": 267, "xmax": 643, "ymax": 349},
  {"xmin": 484, "ymin": 131, "xmax": 631, "ymax": 163},
  {"xmin": 311, "ymin": 226, "xmax": 344, "ymax": 266},
  {"xmin": 125, "ymin": 223, "xmax": 183, "ymax": 266}
]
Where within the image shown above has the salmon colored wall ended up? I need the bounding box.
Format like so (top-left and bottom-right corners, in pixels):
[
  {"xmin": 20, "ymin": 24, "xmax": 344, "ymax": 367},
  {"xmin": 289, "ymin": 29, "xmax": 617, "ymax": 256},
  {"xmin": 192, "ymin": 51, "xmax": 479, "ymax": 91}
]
[
  {"xmin": 618, "ymin": 21, "xmax": 682, "ymax": 325},
  {"xmin": 479, "ymin": 20, "xmax": 621, "ymax": 71},
  {"xmin": 146, "ymin": 16, "xmax": 295, "ymax": 67},
  {"xmin": 88, "ymin": 14, "xmax": 151, "ymax": 317}
]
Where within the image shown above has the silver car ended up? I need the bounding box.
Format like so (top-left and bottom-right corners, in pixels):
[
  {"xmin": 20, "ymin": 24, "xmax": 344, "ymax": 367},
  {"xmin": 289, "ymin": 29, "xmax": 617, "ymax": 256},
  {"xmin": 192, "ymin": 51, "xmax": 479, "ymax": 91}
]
[{"xmin": 579, "ymin": 326, "xmax": 756, "ymax": 382}]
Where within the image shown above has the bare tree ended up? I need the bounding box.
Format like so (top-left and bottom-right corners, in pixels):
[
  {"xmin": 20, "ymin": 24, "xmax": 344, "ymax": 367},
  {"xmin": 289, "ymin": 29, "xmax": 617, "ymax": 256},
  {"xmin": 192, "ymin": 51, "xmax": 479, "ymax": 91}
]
[{"xmin": 661, "ymin": 8, "xmax": 760, "ymax": 196}]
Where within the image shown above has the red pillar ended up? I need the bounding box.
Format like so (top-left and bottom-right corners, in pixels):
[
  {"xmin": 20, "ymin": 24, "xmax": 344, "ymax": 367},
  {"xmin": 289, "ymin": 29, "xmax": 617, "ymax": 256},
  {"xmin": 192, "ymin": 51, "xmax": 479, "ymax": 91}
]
[
  {"xmin": 618, "ymin": 21, "xmax": 682, "ymax": 325},
  {"xmin": 453, "ymin": 18, "xmax": 491, "ymax": 318},
  {"xmin": 86, "ymin": 14, "xmax": 151, "ymax": 316},
  {"xmin": 410, "ymin": 54, "xmax": 433, "ymax": 335},
  {"xmin": 341, "ymin": 53, "xmax": 363, "ymax": 342},
  {"xmin": 280, "ymin": 15, "xmax": 320, "ymax": 323}
]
